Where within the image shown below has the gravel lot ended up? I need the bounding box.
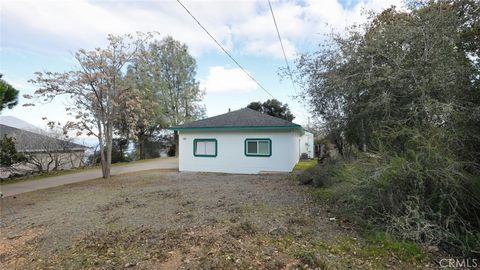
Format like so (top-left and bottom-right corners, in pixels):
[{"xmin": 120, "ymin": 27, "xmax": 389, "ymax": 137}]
[{"xmin": 0, "ymin": 170, "xmax": 432, "ymax": 269}]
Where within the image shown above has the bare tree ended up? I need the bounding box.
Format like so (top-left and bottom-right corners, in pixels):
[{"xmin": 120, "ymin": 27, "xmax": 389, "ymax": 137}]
[
  {"xmin": 27, "ymin": 33, "xmax": 153, "ymax": 178},
  {"xmin": 22, "ymin": 126, "xmax": 85, "ymax": 173}
]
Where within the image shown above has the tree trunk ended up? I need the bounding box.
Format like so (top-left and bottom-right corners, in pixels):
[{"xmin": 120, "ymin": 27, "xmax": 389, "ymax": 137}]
[
  {"xmin": 98, "ymin": 121, "xmax": 112, "ymax": 179},
  {"xmin": 104, "ymin": 123, "xmax": 113, "ymax": 178},
  {"xmin": 99, "ymin": 139, "xmax": 107, "ymax": 178},
  {"xmin": 139, "ymin": 134, "xmax": 146, "ymax": 160},
  {"xmin": 174, "ymin": 130, "xmax": 179, "ymax": 157}
]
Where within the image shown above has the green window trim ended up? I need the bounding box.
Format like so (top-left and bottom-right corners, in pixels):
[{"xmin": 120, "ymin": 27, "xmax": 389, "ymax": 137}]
[
  {"xmin": 193, "ymin": 138, "xmax": 218, "ymax": 157},
  {"xmin": 244, "ymin": 138, "xmax": 272, "ymax": 157}
]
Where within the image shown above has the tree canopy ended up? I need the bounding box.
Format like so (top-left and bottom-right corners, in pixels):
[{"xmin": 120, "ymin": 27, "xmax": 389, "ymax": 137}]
[
  {"xmin": 247, "ymin": 99, "xmax": 295, "ymax": 122},
  {"xmin": 28, "ymin": 33, "xmax": 154, "ymax": 178},
  {"xmin": 28, "ymin": 33, "xmax": 207, "ymax": 172},
  {"xmin": 126, "ymin": 36, "xmax": 205, "ymax": 159},
  {"xmin": 0, "ymin": 74, "xmax": 19, "ymax": 112},
  {"xmin": 296, "ymin": 0, "xmax": 479, "ymax": 159},
  {"xmin": 294, "ymin": 0, "xmax": 480, "ymax": 254}
]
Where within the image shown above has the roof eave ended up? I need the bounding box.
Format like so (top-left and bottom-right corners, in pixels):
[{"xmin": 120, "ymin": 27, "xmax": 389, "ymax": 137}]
[
  {"xmin": 168, "ymin": 125, "xmax": 302, "ymax": 131},
  {"xmin": 19, "ymin": 148, "xmax": 87, "ymax": 153}
]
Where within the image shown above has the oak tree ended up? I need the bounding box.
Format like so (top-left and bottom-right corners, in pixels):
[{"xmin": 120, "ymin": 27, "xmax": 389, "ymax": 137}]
[
  {"xmin": 247, "ymin": 99, "xmax": 295, "ymax": 122},
  {"xmin": 128, "ymin": 37, "xmax": 205, "ymax": 158},
  {"xmin": 28, "ymin": 33, "xmax": 153, "ymax": 178}
]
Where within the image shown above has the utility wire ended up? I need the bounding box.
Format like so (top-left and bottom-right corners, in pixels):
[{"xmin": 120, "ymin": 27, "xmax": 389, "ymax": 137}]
[
  {"xmin": 267, "ymin": 0, "xmax": 310, "ymax": 122},
  {"xmin": 176, "ymin": 0, "xmax": 275, "ymax": 99},
  {"xmin": 267, "ymin": 0, "xmax": 296, "ymax": 91}
]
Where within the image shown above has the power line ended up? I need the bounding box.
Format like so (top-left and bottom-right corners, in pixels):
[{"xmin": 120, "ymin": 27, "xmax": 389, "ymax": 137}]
[
  {"xmin": 267, "ymin": 0, "xmax": 310, "ymax": 122},
  {"xmin": 267, "ymin": 0, "xmax": 296, "ymax": 91},
  {"xmin": 176, "ymin": 0, "xmax": 275, "ymax": 99}
]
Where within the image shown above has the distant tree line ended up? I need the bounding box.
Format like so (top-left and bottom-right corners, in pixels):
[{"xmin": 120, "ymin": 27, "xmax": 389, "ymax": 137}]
[{"xmin": 247, "ymin": 99, "xmax": 295, "ymax": 122}]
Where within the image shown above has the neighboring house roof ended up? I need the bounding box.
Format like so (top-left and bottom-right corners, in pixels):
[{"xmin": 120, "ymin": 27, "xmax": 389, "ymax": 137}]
[
  {"xmin": 169, "ymin": 108, "xmax": 302, "ymax": 131},
  {"xmin": 0, "ymin": 116, "xmax": 43, "ymax": 133},
  {"xmin": 0, "ymin": 124, "xmax": 87, "ymax": 153}
]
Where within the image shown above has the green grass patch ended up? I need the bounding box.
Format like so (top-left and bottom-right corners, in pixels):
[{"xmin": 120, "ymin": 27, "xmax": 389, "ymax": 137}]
[
  {"xmin": 311, "ymin": 187, "xmax": 337, "ymax": 201},
  {"xmin": 294, "ymin": 159, "xmax": 318, "ymax": 171},
  {"xmin": 361, "ymin": 232, "xmax": 428, "ymax": 263},
  {"xmin": 255, "ymin": 231, "xmax": 428, "ymax": 269}
]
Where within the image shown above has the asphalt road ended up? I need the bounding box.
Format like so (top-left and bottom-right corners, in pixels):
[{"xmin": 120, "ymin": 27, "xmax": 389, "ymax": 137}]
[{"xmin": 0, "ymin": 157, "xmax": 178, "ymax": 197}]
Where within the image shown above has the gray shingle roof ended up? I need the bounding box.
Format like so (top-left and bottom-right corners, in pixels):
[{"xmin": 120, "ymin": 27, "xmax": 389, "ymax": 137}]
[
  {"xmin": 0, "ymin": 124, "xmax": 87, "ymax": 153},
  {"xmin": 169, "ymin": 108, "xmax": 302, "ymax": 130}
]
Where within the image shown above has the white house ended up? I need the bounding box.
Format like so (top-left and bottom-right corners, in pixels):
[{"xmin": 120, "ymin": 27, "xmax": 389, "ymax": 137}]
[
  {"xmin": 0, "ymin": 124, "xmax": 87, "ymax": 178},
  {"xmin": 299, "ymin": 131, "xmax": 314, "ymax": 159},
  {"xmin": 169, "ymin": 108, "xmax": 314, "ymax": 174}
]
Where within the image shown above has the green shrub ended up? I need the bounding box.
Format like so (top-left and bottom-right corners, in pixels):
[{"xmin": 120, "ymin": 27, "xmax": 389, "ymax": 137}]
[
  {"xmin": 297, "ymin": 161, "xmax": 338, "ymax": 187},
  {"xmin": 322, "ymin": 132, "xmax": 480, "ymax": 256},
  {"xmin": 301, "ymin": 126, "xmax": 480, "ymax": 256}
]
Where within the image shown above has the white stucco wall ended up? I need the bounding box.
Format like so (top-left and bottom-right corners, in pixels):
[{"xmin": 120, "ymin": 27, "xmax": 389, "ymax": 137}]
[
  {"xmin": 299, "ymin": 131, "xmax": 315, "ymax": 158},
  {"xmin": 178, "ymin": 129, "xmax": 301, "ymax": 174}
]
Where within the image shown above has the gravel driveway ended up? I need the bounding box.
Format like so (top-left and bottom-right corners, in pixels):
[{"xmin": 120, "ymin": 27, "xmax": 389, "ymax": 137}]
[{"xmin": 0, "ymin": 157, "xmax": 178, "ymax": 197}]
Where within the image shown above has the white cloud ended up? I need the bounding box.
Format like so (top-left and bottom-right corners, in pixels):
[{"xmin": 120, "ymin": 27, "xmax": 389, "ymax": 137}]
[
  {"xmin": 1, "ymin": 0, "xmax": 404, "ymax": 59},
  {"xmin": 201, "ymin": 66, "xmax": 257, "ymax": 93},
  {"xmin": 0, "ymin": 0, "xmax": 248, "ymax": 55},
  {"xmin": 232, "ymin": 1, "xmax": 304, "ymax": 59},
  {"xmin": 231, "ymin": 0, "xmax": 404, "ymax": 59}
]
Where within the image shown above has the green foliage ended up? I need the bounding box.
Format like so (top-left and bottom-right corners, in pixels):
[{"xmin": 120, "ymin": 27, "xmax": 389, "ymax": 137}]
[
  {"xmin": 88, "ymin": 139, "xmax": 131, "ymax": 165},
  {"xmin": 295, "ymin": 0, "xmax": 480, "ymax": 255},
  {"xmin": 258, "ymin": 231, "xmax": 428, "ymax": 269},
  {"xmin": 111, "ymin": 138, "xmax": 131, "ymax": 163},
  {"xmin": 247, "ymin": 99, "xmax": 295, "ymax": 122},
  {"xmin": 0, "ymin": 74, "xmax": 19, "ymax": 111},
  {"xmin": 313, "ymin": 137, "xmax": 480, "ymax": 255},
  {"xmin": 296, "ymin": 0, "xmax": 480, "ymax": 160},
  {"xmin": 126, "ymin": 36, "xmax": 205, "ymax": 159},
  {"xmin": 29, "ymin": 33, "xmax": 156, "ymax": 178},
  {"xmin": 362, "ymin": 232, "xmax": 427, "ymax": 263},
  {"xmin": 143, "ymin": 36, "xmax": 206, "ymax": 125},
  {"xmin": 297, "ymin": 162, "xmax": 338, "ymax": 187},
  {"xmin": 0, "ymin": 135, "xmax": 27, "ymax": 167}
]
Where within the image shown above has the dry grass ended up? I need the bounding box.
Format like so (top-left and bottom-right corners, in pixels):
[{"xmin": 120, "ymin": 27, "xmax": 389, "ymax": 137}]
[{"xmin": 0, "ymin": 170, "xmax": 438, "ymax": 269}]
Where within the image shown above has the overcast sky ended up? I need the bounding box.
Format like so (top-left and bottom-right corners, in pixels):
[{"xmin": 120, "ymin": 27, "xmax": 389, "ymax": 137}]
[{"xmin": 0, "ymin": 0, "xmax": 403, "ymax": 130}]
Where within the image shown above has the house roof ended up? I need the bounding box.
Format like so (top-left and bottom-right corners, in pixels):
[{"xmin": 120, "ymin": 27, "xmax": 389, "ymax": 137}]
[
  {"xmin": 0, "ymin": 124, "xmax": 87, "ymax": 153},
  {"xmin": 168, "ymin": 108, "xmax": 302, "ymax": 131}
]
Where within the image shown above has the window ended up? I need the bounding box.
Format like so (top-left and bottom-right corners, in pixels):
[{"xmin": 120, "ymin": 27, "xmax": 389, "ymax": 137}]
[
  {"xmin": 245, "ymin": 138, "xmax": 271, "ymax": 157},
  {"xmin": 193, "ymin": 139, "xmax": 217, "ymax": 157}
]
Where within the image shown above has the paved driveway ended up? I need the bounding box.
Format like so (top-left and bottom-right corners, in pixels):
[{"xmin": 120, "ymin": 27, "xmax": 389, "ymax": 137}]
[{"xmin": 0, "ymin": 157, "xmax": 178, "ymax": 197}]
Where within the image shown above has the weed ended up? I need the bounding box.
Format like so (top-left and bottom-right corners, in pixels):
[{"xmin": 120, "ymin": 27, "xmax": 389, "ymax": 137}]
[
  {"xmin": 294, "ymin": 159, "xmax": 318, "ymax": 171},
  {"xmin": 362, "ymin": 232, "xmax": 428, "ymax": 263}
]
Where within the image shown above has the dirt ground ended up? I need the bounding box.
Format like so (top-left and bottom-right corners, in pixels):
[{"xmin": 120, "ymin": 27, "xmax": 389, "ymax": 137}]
[{"xmin": 1, "ymin": 170, "xmax": 435, "ymax": 269}]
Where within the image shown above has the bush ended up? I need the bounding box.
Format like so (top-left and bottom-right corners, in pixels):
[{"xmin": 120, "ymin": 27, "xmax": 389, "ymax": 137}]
[
  {"xmin": 0, "ymin": 135, "xmax": 27, "ymax": 167},
  {"xmin": 297, "ymin": 161, "xmax": 337, "ymax": 187},
  {"xmin": 167, "ymin": 144, "xmax": 176, "ymax": 157},
  {"xmin": 318, "ymin": 134, "xmax": 480, "ymax": 256}
]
